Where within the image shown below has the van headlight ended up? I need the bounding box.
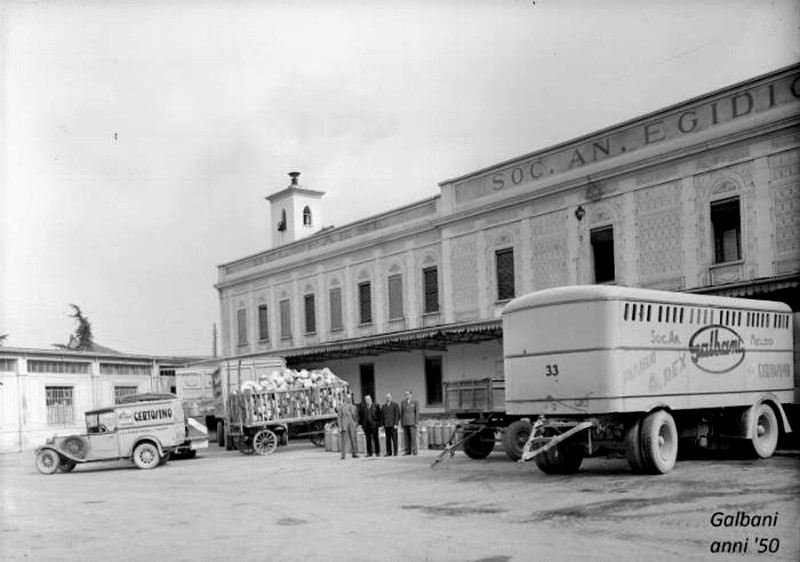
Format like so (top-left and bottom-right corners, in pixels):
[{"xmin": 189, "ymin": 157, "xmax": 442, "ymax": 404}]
[{"xmin": 46, "ymin": 435, "xmax": 55, "ymax": 445}]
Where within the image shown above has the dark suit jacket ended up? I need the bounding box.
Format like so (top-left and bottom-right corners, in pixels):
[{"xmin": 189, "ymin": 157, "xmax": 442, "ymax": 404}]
[
  {"xmin": 360, "ymin": 403, "xmax": 381, "ymax": 428},
  {"xmin": 400, "ymin": 398, "xmax": 419, "ymax": 427},
  {"xmin": 381, "ymin": 401, "xmax": 400, "ymax": 427}
]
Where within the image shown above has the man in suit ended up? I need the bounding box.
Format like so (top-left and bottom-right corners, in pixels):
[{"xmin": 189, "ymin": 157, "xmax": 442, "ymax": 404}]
[
  {"xmin": 337, "ymin": 394, "xmax": 359, "ymax": 459},
  {"xmin": 400, "ymin": 389, "xmax": 419, "ymax": 455},
  {"xmin": 381, "ymin": 392, "xmax": 401, "ymax": 456},
  {"xmin": 359, "ymin": 394, "xmax": 381, "ymax": 457}
]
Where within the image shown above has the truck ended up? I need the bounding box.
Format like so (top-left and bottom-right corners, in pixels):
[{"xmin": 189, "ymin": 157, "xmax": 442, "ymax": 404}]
[
  {"xmin": 211, "ymin": 356, "xmax": 350, "ymax": 454},
  {"xmin": 35, "ymin": 396, "xmax": 186, "ymax": 474},
  {"xmin": 438, "ymin": 285, "xmax": 795, "ymax": 474}
]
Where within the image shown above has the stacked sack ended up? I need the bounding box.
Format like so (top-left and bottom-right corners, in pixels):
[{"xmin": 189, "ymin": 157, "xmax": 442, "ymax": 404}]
[{"xmin": 234, "ymin": 368, "xmax": 349, "ymax": 423}]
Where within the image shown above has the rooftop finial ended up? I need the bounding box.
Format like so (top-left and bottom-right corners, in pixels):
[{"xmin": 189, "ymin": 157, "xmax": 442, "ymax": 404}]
[{"xmin": 288, "ymin": 171, "xmax": 300, "ymax": 187}]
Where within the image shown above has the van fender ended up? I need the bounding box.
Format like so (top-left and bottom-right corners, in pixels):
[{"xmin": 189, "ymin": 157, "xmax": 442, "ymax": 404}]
[
  {"xmin": 741, "ymin": 394, "xmax": 792, "ymax": 439},
  {"xmin": 130, "ymin": 436, "xmax": 166, "ymax": 458}
]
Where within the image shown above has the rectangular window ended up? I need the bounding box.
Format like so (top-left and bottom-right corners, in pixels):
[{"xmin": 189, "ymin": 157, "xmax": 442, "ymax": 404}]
[
  {"xmin": 99, "ymin": 363, "xmax": 151, "ymax": 376},
  {"xmin": 46, "ymin": 386, "xmax": 74, "ymax": 426},
  {"xmin": 591, "ymin": 226, "xmax": 616, "ymax": 283},
  {"xmin": 359, "ymin": 282, "xmax": 372, "ymax": 325},
  {"xmin": 423, "ymin": 267, "xmax": 439, "ymax": 313},
  {"xmin": 359, "ymin": 363, "xmax": 375, "ymax": 402},
  {"xmin": 388, "ymin": 274, "xmax": 404, "ymax": 320},
  {"xmin": 114, "ymin": 385, "xmax": 139, "ymax": 404},
  {"xmin": 0, "ymin": 359, "xmax": 16, "ymax": 371},
  {"xmin": 495, "ymin": 248, "xmax": 515, "ymax": 301},
  {"xmin": 28, "ymin": 360, "xmax": 89, "ymax": 374},
  {"xmin": 425, "ymin": 356, "xmax": 443, "ymax": 406},
  {"xmin": 304, "ymin": 294, "xmax": 316, "ymax": 334},
  {"xmin": 329, "ymin": 287, "xmax": 343, "ymax": 331},
  {"xmin": 258, "ymin": 304, "xmax": 269, "ymax": 341},
  {"xmin": 711, "ymin": 197, "xmax": 741, "ymax": 264},
  {"xmin": 279, "ymin": 299, "xmax": 291, "ymax": 338},
  {"xmin": 237, "ymin": 309, "xmax": 248, "ymax": 346}
]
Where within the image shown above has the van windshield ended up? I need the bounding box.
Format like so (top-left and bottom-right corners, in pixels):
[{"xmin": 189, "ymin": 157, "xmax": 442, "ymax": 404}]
[{"xmin": 87, "ymin": 411, "xmax": 117, "ymax": 433}]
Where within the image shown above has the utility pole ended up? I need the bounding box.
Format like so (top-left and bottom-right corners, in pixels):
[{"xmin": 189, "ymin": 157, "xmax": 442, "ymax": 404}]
[{"xmin": 212, "ymin": 323, "xmax": 218, "ymax": 358}]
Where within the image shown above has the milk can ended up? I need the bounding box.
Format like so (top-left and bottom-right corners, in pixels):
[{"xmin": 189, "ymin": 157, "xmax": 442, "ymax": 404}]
[
  {"xmin": 331, "ymin": 427, "xmax": 340, "ymax": 452},
  {"xmin": 433, "ymin": 422, "xmax": 443, "ymax": 447},
  {"xmin": 378, "ymin": 427, "xmax": 386, "ymax": 454},
  {"xmin": 397, "ymin": 427, "xmax": 404, "ymax": 452},
  {"xmin": 357, "ymin": 427, "xmax": 366, "ymax": 454},
  {"xmin": 324, "ymin": 426, "xmax": 331, "ymax": 452},
  {"xmin": 419, "ymin": 424, "xmax": 429, "ymax": 450}
]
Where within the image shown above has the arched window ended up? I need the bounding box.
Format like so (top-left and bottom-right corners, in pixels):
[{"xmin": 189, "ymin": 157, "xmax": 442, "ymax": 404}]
[
  {"xmin": 278, "ymin": 209, "xmax": 287, "ymax": 232},
  {"xmin": 303, "ymin": 206, "xmax": 312, "ymax": 226}
]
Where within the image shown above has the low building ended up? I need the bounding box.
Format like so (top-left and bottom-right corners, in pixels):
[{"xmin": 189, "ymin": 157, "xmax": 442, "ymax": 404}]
[
  {"xmin": 0, "ymin": 347, "xmax": 201, "ymax": 452},
  {"xmin": 227, "ymin": 64, "xmax": 796, "ymax": 414}
]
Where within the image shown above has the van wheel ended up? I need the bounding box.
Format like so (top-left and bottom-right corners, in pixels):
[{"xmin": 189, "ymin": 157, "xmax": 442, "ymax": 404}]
[
  {"xmin": 132, "ymin": 442, "xmax": 161, "ymax": 470},
  {"xmin": 624, "ymin": 418, "xmax": 647, "ymax": 473},
  {"xmin": 640, "ymin": 410, "xmax": 678, "ymax": 474},
  {"xmin": 463, "ymin": 428, "xmax": 495, "ymax": 459},
  {"xmin": 59, "ymin": 458, "xmax": 77, "ymax": 472},
  {"xmin": 62, "ymin": 436, "xmax": 87, "ymax": 459},
  {"xmin": 35, "ymin": 449, "xmax": 60, "ymax": 475},
  {"xmin": 503, "ymin": 420, "xmax": 532, "ymax": 462},
  {"xmin": 749, "ymin": 403, "xmax": 778, "ymax": 459}
]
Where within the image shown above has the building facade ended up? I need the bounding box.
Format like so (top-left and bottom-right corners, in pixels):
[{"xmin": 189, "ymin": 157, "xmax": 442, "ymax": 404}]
[
  {"xmin": 0, "ymin": 347, "xmax": 196, "ymax": 452},
  {"xmin": 216, "ymin": 65, "xmax": 800, "ymax": 414}
]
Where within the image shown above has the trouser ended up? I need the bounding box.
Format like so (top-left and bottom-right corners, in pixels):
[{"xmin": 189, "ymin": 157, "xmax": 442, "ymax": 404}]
[
  {"xmin": 384, "ymin": 427, "xmax": 398, "ymax": 456},
  {"xmin": 403, "ymin": 425, "xmax": 417, "ymax": 454},
  {"xmin": 364, "ymin": 425, "xmax": 380, "ymax": 456},
  {"xmin": 339, "ymin": 427, "xmax": 358, "ymax": 458}
]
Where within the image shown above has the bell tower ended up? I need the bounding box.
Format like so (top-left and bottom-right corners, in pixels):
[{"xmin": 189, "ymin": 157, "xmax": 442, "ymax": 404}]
[{"xmin": 266, "ymin": 172, "xmax": 325, "ymax": 247}]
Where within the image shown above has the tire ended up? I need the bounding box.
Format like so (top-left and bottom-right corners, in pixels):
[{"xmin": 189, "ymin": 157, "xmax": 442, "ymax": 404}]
[
  {"xmin": 624, "ymin": 418, "xmax": 648, "ymax": 473},
  {"xmin": 503, "ymin": 420, "xmax": 533, "ymax": 462},
  {"xmin": 279, "ymin": 431, "xmax": 288, "ymax": 447},
  {"xmin": 749, "ymin": 403, "xmax": 779, "ymax": 459},
  {"xmin": 35, "ymin": 449, "xmax": 60, "ymax": 475},
  {"xmin": 62, "ymin": 436, "xmax": 87, "ymax": 459},
  {"xmin": 158, "ymin": 452, "xmax": 173, "ymax": 465},
  {"xmin": 132, "ymin": 442, "xmax": 161, "ymax": 470},
  {"xmin": 309, "ymin": 433, "xmax": 325, "ymax": 447},
  {"xmin": 59, "ymin": 458, "xmax": 77, "ymax": 473},
  {"xmin": 640, "ymin": 410, "xmax": 678, "ymax": 474},
  {"xmin": 253, "ymin": 429, "xmax": 278, "ymax": 455},
  {"xmin": 463, "ymin": 428, "xmax": 496, "ymax": 460},
  {"xmin": 217, "ymin": 421, "xmax": 225, "ymax": 447},
  {"xmin": 532, "ymin": 440, "xmax": 584, "ymax": 475}
]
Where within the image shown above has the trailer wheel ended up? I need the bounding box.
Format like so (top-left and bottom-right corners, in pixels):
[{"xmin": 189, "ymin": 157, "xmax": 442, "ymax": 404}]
[
  {"xmin": 217, "ymin": 420, "xmax": 225, "ymax": 447},
  {"xmin": 749, "ymin": 403, "xmax": 779, "ymax": 459},
  {"xmin": 624, "ymin": 418, "xmax": 648, "ymax": 473},
  {"xmin": 503, "ymin": 420, "xmax": 533, "ymax": 461},
  {"xmin": 532, "ymin": 439, "xmax": 584, "ymax": 475},
  {"xmin": 640, "ymin": 410, "xmax": 678, "ymax": 474},
  {"xmin": 253, "ymin": 429, "xmax": 278, "ymax": 455},
  {"xmin": 132, "ymin": 442, "xmax": 161, "ymax": 469},
  {"xmin": 463, "ymin": 428, "xmax": 495, "ymax": 459},
  {"xmin": 35, "ymin": 449, "xmax": 60, "ymax": 475}
]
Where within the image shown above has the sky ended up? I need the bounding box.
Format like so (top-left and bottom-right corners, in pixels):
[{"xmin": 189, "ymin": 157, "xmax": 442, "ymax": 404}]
[{"xmin": 1, "ymin": 0, "xmax": 798, "ymax": 356}]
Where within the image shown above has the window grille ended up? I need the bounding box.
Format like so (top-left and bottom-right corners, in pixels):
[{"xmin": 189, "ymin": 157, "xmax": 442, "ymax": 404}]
[{"xmin": 46, "ymin": 386, "xmax": 74, "ymax": 426}]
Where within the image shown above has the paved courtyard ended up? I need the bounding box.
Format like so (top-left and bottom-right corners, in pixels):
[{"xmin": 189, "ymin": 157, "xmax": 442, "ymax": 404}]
[{"xmin": 2, "ymin": 441, "xmax": 799, "ymax": 562}]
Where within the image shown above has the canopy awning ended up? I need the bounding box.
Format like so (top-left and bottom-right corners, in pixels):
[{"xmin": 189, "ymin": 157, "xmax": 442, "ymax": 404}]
[
  {"xmin": 686, "ymin": 273, "xmax": 799, "ymax": 299},
  {"xmin": 283, "ymin": 319, "xmax": 502, "ymax": 365}
]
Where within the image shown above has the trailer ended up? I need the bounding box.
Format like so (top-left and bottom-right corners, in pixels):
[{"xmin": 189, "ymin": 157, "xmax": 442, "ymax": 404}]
[
  {"xmin": 435, "ymin": 285, "xmax": 795, "ymax": 475},
  {"xmin": 226, "ymin": 381, "xmax": 350, "ymax": 455},
  {"xmin": 210, "ymin": 356, "xmax": 351, "ymax": 454}
]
